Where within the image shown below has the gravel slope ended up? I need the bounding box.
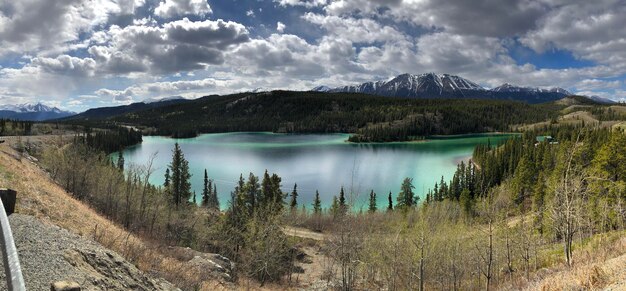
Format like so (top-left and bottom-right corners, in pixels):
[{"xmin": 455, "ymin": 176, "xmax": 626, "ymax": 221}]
[{"xmin": 0, "ymin": 214, "xmax": 178, "ymax": 290}]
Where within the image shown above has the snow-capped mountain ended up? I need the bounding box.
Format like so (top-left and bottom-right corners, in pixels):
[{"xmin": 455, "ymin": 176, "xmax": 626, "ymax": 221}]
[
  {"xmin": 492, "ymin": 83, "xmax": 571, "ymax": 95},
  {"xmin": 324, "ymin": 73, "xmax": 484, "ymax": 98},
  {"xmin": 314, "ymin": 73, "xmax": 572, "ymax": 104},
  {"xmin": 0, "ymin": 103, "xmax": 75, "ymax": 121}
]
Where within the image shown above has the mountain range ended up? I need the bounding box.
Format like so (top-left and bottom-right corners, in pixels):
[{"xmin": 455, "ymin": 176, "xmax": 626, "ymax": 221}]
[
  {"xmin": 0, "ymin": 103, "xmax": 75, "ymax": 121},
  {"xmin": 313, "ymin": 73, "xmax": 578, "ymax": 104}
]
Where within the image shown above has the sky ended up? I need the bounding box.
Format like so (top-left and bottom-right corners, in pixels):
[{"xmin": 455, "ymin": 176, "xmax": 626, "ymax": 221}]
[{"xmin": 0, "ymin": 0, "xmax": 625, "ymax": 112}]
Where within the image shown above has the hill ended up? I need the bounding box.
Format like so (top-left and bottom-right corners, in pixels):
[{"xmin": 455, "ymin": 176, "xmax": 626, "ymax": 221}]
[{"xmin": 62, "ymin": 98, "xmax": 190, "ymax": 121}]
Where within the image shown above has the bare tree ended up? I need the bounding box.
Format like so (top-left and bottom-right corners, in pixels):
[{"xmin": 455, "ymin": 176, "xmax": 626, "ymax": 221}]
[{"xmin": 549, "ymin": 137, "xmax": 586, "ymax": 267}]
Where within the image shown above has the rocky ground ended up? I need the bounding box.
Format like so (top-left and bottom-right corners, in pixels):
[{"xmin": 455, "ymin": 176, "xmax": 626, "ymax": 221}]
[{"xmin": 0, "ymin": 214, "xmax": 178, "ymax": 290}]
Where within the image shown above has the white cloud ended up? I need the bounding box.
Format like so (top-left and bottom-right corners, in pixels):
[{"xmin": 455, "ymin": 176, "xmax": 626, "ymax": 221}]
[
  {"xmin": 302, "ymin": 13, "xmax": 406, "ymax": 44},
  {"xmin": 0, "ymin": 0, "xmax": 153, "ymax": 57},
  {"xmin": 324, "ymin": 0, "xmax": 548, "ymax": 37},
  {"xmin": 275, "ymin": 0, "xmax": 328, "ymax": 8},
  {"xmin": 521, "ymin": 1, "xmax": 626, "ymax": 67},
  {"xmin": 88, "ymin": 18, "xmax": 249, "ymax": 75},
  {"xmin": 276, "ymin": 22, "xmax": 286, "ymax": 33},
  {"xmin": 154, "ymin": 0, "xmax": 212, "ymax": 18}
]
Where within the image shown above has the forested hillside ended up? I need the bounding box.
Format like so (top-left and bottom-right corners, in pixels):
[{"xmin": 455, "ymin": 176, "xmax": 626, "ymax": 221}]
[{"xmin": 65, "ymin": 91, "xmax": 562, "ymax": 142}]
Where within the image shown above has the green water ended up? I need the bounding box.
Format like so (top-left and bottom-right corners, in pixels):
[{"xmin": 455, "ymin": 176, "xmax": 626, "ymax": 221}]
[{"xmin": 119, "ymin": 132, "xmax": 515, "ymax": 210}]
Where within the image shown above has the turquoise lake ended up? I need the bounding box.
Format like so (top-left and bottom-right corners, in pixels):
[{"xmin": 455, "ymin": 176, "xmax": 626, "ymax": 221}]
[{"xmin": 119, "ymin": 132, "xmax": 514, "ymax": 210}]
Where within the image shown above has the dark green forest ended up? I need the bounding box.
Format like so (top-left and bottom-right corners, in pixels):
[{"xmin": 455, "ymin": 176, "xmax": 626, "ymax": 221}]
[{"xmin": 65, "ymin": 91, "xmax": 563, "ymax": 142}]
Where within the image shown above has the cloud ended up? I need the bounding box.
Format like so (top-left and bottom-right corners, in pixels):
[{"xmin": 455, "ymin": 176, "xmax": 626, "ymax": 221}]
[
  {"xmin": 96, "ymin": 88, "xmax": 135, "ymax": 102},
  {"xmin": 324, "ymin": 0, "xmax": 547, "ymax": 37},
  {"xmin": 574, "ymin": 79, "xmax": 621, "ymax": 91},
  {"xmin": 89, "ymin": 18, "xmax": 249, "ymax": 75},
  {"xmin": 521, "ymin": 1, "xmax": 626, "ymax": 67},
  {"xmin": 93, "ymin": 77, "xmax": 234, "ymax": 102},
  {"xmin": 275, "ymin": 0, "xmax": 328, "ymax": 8},
  {"xmin": 154, "ymin": 0, "xmax": 212, "ymax": 18},
  {"xmin": 0, "ymin": 0, "xmax": 141, "ymax": 56},
  {"xmin": 31, "ymin": 55, "xmax": 97, "ymax": 77},
  {"xmin": 277, "ymin": 22, "xmax": 286, "ymax": 33},
  {"xmin": 1, "ymin": 0, "xmax": 625, "ymax": 107},
  {"xmin": 303, "ymin": 13, "xmax": 406, "ymax": 44}
]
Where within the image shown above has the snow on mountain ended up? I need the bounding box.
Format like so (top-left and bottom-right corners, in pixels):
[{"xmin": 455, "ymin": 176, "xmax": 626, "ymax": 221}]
[
  {"xmin": 313, "ymin": 73, "xmax": 572, "ymax": 104},
  {"xmin": 0, "ymin": 103, "xmax": 72, "ymax": 114},
  {"xmin": 0, "ymin": 102, "xmax": 75, "ymax": 121},
  {"xmin": 311, "ymin": 85, "xmax": 332, "ymax": 92},
  {"xmin": 492, "ymin": 83, "xmax": 571, "ymax": 95},
  {"xmin": 315, "ymin": 73, "xmax": 485, "ymax": 98}
]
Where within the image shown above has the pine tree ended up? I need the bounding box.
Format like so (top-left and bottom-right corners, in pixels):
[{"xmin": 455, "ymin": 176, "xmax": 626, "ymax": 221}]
[
  {"xmin": 338, "ymin": 186, "xmax": 347, "ymax": 215},
  {"xmin": 169, "ymin": 143, "xmax": 192, "ymax": 207},
  {"xmin": 164, "ymin": 168, "xmax": 170, "ymax": 188},
  {"xmin": 245, "ymin": 173, "xmax": 260, "ymax": 215},
  {"xmin": 210, "ymin": 184, "xmax": 219, "ymax": 210},
  {"xmin": 116, "ymin": 150, "xmax": 125, "ymax": 171},
  {"xmin": 289, "ymin": 183, "xmax": 298, "ymax": 211},
  {"xmin": 387, "ymin": 192, "xmax": 393, "ymax": 212},
  {"xmin": 396, "ymin": 177, "xmax": 415, "ymax": 210},
  {"xmin": 460, "ymin": 188, "xmax": 472, "ymax": 216},
  {"xmin": 312, "ymin": 190, "xmax": 322, "ymax": 214},
  {"xmin": 192, "ymin": 191, "xmax": 197, "ymax": 205},
  {"xmin": 368, "ymin": 190, "xmax": 377, "ymax": 213},
  {"xmin": 261, "ymin": 170, "xmax": 272, "ymax": 207},
  {"xmin": 202, "ymin": 169, "xmax": 210, "ymax": 207}
]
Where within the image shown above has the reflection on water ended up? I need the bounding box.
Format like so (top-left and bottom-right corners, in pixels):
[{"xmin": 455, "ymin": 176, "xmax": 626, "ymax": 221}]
[{"xmin": 120, "ymin": 132, "xmax": 514, "ymax": 210}]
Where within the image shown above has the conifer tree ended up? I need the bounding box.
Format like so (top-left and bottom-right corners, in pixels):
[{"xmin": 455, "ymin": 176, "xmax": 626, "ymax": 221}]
[
  {"xmin": 202, "ymin": 169, "xmax": 210, "ymax": 207},
  {"xmin": 313, "ymin": 190, "xmax": 322, "ymax": 214},
  {"xmin": 164, "ymin": 168, "xmax": 170, "ymax": 188},
  {"xmin": 460, "ymin": 188, "xmax": 472, "ymax": 216},
  {"xmin": 210, "ymin": 184, "xmax": 219, "ymax": 210},
  {"xmin": 368, "ymin": 190, "xmax": 377, "ymax": 213},
  {"xmin": 169, "ymin": 143, "xmax": 192, "ymax": 207},
  {"xmin": 289, "ymin": 183, "xmax": 298, "ymax": 211},
  {"xmin": 192, "ymin": 191, "xmax": 197, "ymax": 205},
  {"xmin": 396, "ymin": 177, "xmax": 415, "ymax": 210},
  {"xmin": 245, "ymin": 173, "xmax": 260, "ymax": 215},
  {"xmin": 338, "ymin": 186, "xmax": 347, "ymax": 214},
  {"xmin": 116, "ymin": 151, "xmax": 124, "ymax": 171},
  {"xmin": 261, "ymin": 170, "xmax": 272, "ymax": 207},
  {"xmin": 387, "ymin": 192, "xmax": 393, "ymax": 211}
]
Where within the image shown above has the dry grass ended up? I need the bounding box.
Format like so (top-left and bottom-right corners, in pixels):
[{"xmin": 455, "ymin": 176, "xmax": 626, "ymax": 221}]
[
  {"xmin": 0, "ymin": 144, "xmax": 233, "ymax": 290},
  {"xmin": 519, "ymin": 232, "xmax": 626, "ymax": 291}
]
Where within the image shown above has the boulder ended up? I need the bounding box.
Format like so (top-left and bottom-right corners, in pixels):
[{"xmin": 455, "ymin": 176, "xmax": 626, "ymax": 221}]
[{"xmin": 167, "ymin": 246, "xmax": 235, "ymax": 282}]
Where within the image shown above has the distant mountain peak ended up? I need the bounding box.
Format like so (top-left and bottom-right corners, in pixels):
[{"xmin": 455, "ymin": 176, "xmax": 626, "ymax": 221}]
[
  {"xmin": 0, "ymin": 102, "xmax": 75, "ymax": 121},
  {"xmin": 312, "ymin": 73, "xmax": 571, "ymax": 104},
  {"xmin": 311, "ymin": 85, "xmax": 332, "ymax": 92},
  {"xmin": 492, "ymin": 83, "xmax": 571, "ymax": 95},
  {"xmin": 0, "ymin": 102, "xmax": 74, "ymax": 114}
]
